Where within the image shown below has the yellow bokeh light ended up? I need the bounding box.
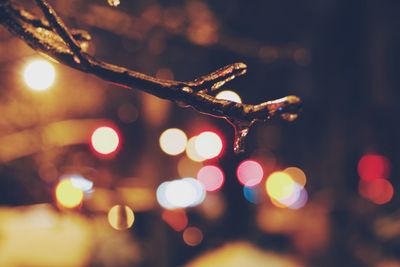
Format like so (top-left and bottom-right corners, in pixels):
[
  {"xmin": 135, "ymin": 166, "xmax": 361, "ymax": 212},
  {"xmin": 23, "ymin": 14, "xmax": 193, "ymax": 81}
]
[
  {"xmin": 195, "ymin": 131, "xmax": 223, "ymax": 159},
  {"xmin": 215, "ymin": 90, "xmax": 242, "ymax": 103},
  {"xmin": 108, "ymin": 205, "xmax": 135, "ymax": 231},
  {"xmin": 265, "ymin": 172, "xmax": 296, "ymax": 201},
  {"xmin": 186, "ymin": 136, "xmax": 206, "ymax": 162},
  {"xmin": 159, "ymin": 128, "xmax": 188, "ymax": 156},
  {"xmin": 55, "ymin": 179, "xmax": 84, "ymax": 209},
  {"xmin": 23, "ymin": 59, "xmax": 56, "ymax": 91},
  {"xmin": 91, "ymin": 126, "xmax": 120, "ymax": 155}
]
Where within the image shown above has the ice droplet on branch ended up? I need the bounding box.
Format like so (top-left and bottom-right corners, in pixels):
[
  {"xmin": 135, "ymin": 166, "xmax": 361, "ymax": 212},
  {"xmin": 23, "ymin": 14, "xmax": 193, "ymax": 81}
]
[{"xmin": 107, "ymin": 0, "xmax": 120, "ymax": 7}]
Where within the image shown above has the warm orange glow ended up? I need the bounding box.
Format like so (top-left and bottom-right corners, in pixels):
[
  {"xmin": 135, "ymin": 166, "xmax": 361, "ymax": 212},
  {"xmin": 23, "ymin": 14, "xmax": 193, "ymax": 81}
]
[
  {"xmin": 359, "ymin": 179, "xmax": 394, "ymax": 205},
  {"xmin": 183, "ymin": 227, "xmax": 203, "ymax": 246},
  {"xmin": 177, "ymin": 156, "xmax": 203, "ymax": 177},
  {"xmin": 55, "ymin": 179, "xmax": 84, "ymax": 209},
  {"xmin": 108, "ymin": 205, "xmax": 135, "ymax": 230},
  {"xmin": 186, "ymin": 136, "xmax": 206, "ymax": 162},
  {"xmin": 159, "ymin": 128, "xmax": 188, "ymax": 156},
  {"xmin": 195, "ymin": 131, "xmax": 223, "ymax": 159},
  {"xmin": 162, "ymin": 209, "xmax": 188, "ymax": 232},
  {"xmin": 215, "ymin": 90, "xmax": 242, "ymax": 103},
  {"xmin": 284, "ymin": 167, "xmax": 307, "ymax": 187},
  {"xmin": 90, "ymin": 126, "xmax": 121, "ymax": 156},
  {"xmin": 23, "ymin": 59, "xmax": 56, "ymax": 91}
]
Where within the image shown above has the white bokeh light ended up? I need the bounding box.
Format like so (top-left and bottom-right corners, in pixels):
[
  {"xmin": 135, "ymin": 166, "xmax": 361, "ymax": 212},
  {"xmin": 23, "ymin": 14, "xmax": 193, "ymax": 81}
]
[
  {"xmin": 23, "ymin": 59, "xmax": 56, "ymax": 91},
  {"xmin": 159, "ymin": 128, "xmax": 188, "ymax": 156},
  {"xmin": 215, "ymin": 90, "xmax": 242, "ymax": 103},
  {"xmin": 194, "ymin": 131, "xmax": 223, "ymax": 159},
  {"xmin": 91, "ymin": 126, "xmax": 120, "ymax": 156}
]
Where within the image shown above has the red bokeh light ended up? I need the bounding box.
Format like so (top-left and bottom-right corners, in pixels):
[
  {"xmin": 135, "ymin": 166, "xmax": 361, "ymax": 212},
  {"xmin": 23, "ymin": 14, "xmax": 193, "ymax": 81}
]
[
  {"xmin": 357, "ymin": 154, "xmax": 390, "ymax": 181},
  {"xmin": 236, "ymin": 160, "xmax": 264, "ymax": 187},
  {"xmin": 162, "ymin": 209, "xmax": 188, "ymax": 232},
  {"xmin": 359, "ymin": 179, "xmax": 394, "ymax": 205},
  {"xmin": 197, "ymin": 165, "xmax": 225, "ymax": 192}
]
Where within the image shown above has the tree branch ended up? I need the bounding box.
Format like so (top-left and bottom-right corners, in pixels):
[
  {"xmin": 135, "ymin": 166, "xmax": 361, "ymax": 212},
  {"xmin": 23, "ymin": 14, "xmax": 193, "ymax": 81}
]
[{"xmin": 0, "ymin": 0, "xmax": 302, "ymax": 153}]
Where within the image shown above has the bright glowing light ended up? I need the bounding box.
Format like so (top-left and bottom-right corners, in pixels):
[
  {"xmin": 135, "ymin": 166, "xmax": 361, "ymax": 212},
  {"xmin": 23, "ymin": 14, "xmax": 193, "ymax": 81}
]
[
  {"xmin": 90, "ymin": 126, "xmax": 121, "ymax": 156},
  {"xmin": 69, "ymin": 174, "xmax": 93, "ymax": 192},
  {"xmin": 358, "ymin": 154, "xmax": 390, "ymax": 181},
  {"xmin": 162, "ymin": 209, "xmax": 188, "ymax": 232},
  {"xmin": 237, "ymin": 160, "xmax": 264, "ymax": 187},
  {"xmin": 108, "ymin": 205, "xmax": 135, "ymax": 230},
  {"xmin": 23, "ymin": 59, "xmax": 56, "ymax": 91},
  {"xmin": 165, "ymin": 179, "xmax": 197, "ymax": 208},
  {"xmin": 157, "ymin": 178, "xmax": 205, "ymax": 209},
  {"xmin": 156, "ymin": 182, "xmax": 175, "ymax": 209},
  {"xmin": 195, "ymin": 131, "xmax": 223, "ymax": 159},
  {"xmin": 197, "ymin": 165, "xmax": 225, "ymax": 192},
  {"xmin": 288, "ymin": 188, "xmax": 308, "ymax": 209},
  {"xmin": 274, "ymin": 182, "xmax": 302, "ymax": 207},
  {"xmin": 55, "ymin": 179, "xmax": 84, "ymax": 209},
  {"xmin": 186, "ymin": 136, "xmax": 206, "ymax": 162},
  {"xmin": 159, "ymin": 128, "xmax": 188, "ymax": 156},
  {"xmin": 215, "ymin": 90, "xmax": 242, "ymax": 103},
  {"xmin": 265, "ymin": 172, "xmax": 296, "ymax": 200},
  {"xmin": 182, "ymin": 177, "xmax": 206, "ymax": 207},
  {"xmin": 183, "ymin": 227, "xmax": 203, "ymax": 246},
  {"xmin": 359, "ymin": 179, "xmax": 394, "ymax": 205}
]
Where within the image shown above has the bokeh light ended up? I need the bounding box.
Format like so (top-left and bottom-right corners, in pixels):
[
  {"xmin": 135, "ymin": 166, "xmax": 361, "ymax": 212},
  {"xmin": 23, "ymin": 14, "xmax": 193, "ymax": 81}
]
[
  {"xmin": 69, "ymin": 174, "xmax": 93, "ymax": 192},
  {"xmin": 182, "ymin": 178, "xmax": 206, "ymax": 207},
  {"xmin": 55, "ymin": 179, "xmax": 84, "ymax": 209},
  {"xmin": 284, "ymin": 167, "xmax": 307, "ymax": 187},
  {"xmin": 186, "ymin": 136, "xmax": 206, "ymax": 162},
  {"xmin": 162, "ymin": 209, "xmax": 188, "ymax": 232},
  {"xmin": 159, "ymin": 128, "xmax": 188, "ymax": 156},
  {"xmin": 265, "ymin": 172, "xmax": 296, "ymax": 200},
  {"xmin": 166, "ymin": 179, "xmax": 197, "ymax": 208},
  {"xmin": 183, "ymin": 227, "xmax": 203, "ymax": 247},
  {"xmin": 23, "ymin": 59, "xmax": 56, "ymax": 91},
  {"xmin": 288, "ymin": 188, "xmax": 308, "ymax": 209},
  {"xmin": 194, "ymin": 131, "xmax": 223, "ymax": 159},
  {"xmin": 90, "ymin": 126, "xmax": 121, "ymax": 157},
  {"xmin": 157, "ymin": 178, "xmax": 205, "ymax": 209},
  {"xmin": 358, "ymin": 153, "xmax": 391, "ymax": 181},
  {"xmin": 215, "ymin": 90, "xmax": 242, "ymax": 103},
  {"xmin": 197, "ymin": 165, "xmax": 225, "ymax": 192},
  {"xmin": 108, "ymin": 205, "xmax": 135, "ymax": 230},
  {"xmin": 237, "ymin": 160, "xmax": 264, "ymax": 187},
  {"xmin": 156, "ymin": 182, "xmax": 175, "ymax": 209},
  {"xmin": 359, "ymin": 179, "xmax": 394, "ymax": 205},
  {"xmin": 243, "ymin": 186, "xmax": 264, "ymax": 204},
  {"xmin": 265, "ymin": 170, "xmax": 309, "ymax": 209}
]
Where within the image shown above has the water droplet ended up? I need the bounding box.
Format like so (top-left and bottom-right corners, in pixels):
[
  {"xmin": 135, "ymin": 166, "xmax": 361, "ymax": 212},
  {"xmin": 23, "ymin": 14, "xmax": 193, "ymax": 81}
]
[
  {"xmin": 107, "ymin": 0, "xmax": 120, "ymax": 7},
  {"xmin": 229, "ymin": 119, "xmax": 255, "ymax": 154},
  {"xmin": 281, "ymin": 113, "xmax": 298, "ymax": 122}
]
